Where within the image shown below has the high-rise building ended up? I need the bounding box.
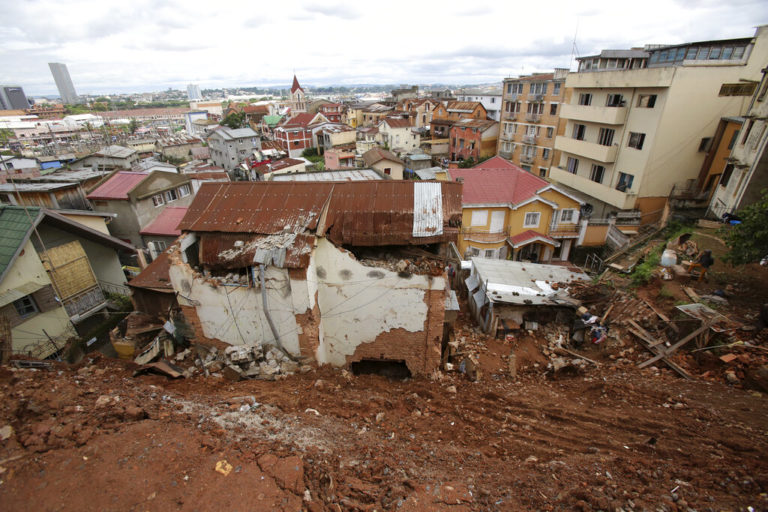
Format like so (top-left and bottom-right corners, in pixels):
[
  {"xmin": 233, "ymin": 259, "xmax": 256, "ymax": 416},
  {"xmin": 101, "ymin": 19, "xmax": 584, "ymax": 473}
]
[
  {"xmin": 48, "ymin": 63, "xmax": 79, "ymax": 104},
  {"xmin": 187, "ymin": 84, "xmax": 202, "ymax": 101},
  {"xmin": 498, "ymin": 69, "xmax": 567, "ymax": 177},
  {"xmin": 0, "ymin": 85, "xmax": 30, "ymax": 110},
  {"xmin": 550, "ymin": 25, "xmax": 768, "ymax": 223}
]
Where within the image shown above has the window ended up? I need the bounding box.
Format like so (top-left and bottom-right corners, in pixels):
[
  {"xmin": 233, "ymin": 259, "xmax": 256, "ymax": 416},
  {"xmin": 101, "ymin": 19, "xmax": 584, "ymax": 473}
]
[
  {"xmin": 616, "ymin": 172, "xmax": 634, "ymax": 191},
  {"xmin": 590, "ymin": 164, "xmax": 605, "ymax": 183},
  {"xmin": 566, "ymin": 157, "xmax": 579, "ymax": 174},
  {"xmin": 553, "ymin": 83, "xmax": 561, "ymax": 96},
  {"xmin": 546, "ymin": 127, "xmax": 554, "ymax": 138},
  {"xmin": 578, "ymin": 93, "xmax": 592, "ymax": 106},
  {"xmin": 637, "ymin": 94, "xmax": 657, "ymax": 108},
  {"xmin": 523, "ymin": 212, "xmax": 541, "ymax": 228},
  {"xmin": 505, "ymin": 101, "xmax": 521, "ymax": 113},
  {"xmin": 485, "ymin": 249, "xmax": 496, "ymax": 258},
  {"xmin": 606, "ymin": 94, "xmax": 624, "ymax": 107},
  {"xmin": 628, "ymin": 132, "xmax": 645, "ymax": 150},
  {"xmin": 177, "ymin": 184, "xmax": 191, "ymax": 197},
  {"xmin": 470, "ymin": 210, "xmax": 488, "ymax": 226},
  {"xmin": 550, "ymin": 104, "xmax": 557, "ymax": 115},
  {"xmin": 152, "ymin": 194, "xmax": 165, "ymax": 207},
  {"xmin": 685, "ymin": 48, "xmax": 697, "ymax": 60},
  {"xmin": 527, "ymin": 102, "xmax": 544, "ymax": 115},
  {"xmin": 529, "ymin": 82, "xmax": 546, "ymax": 95},
  {"xmin": 542, "ymin": 148, "xmax": 551, "ymax": 160},
  {"xmin": 165, "ymin": 189, "xmax": 178, "ymax": 202},
  {"xmin": 598, "ymin": 127, "xmax": 615, "ymax": 146},
  {"xmin": 720, "ymin": 164, "xmax": 734, "ymax": 187},
  {"xmin": 507, "ymin": 83, "xmax": 523, "ymax": 95},
  {"xmin": 728, "ymin": 130, "xmax": 740, "ymax": 150},
  {"xmin": 560, "ymin": 209, "xmax": 577, "ymax": 223},
  {"xmin": 13, "ymin": 296, "xmax": 38, "ymax": 319},
  {"xmin": 698, "ymin": 137, "xmax": 712, "ymax": 152},
  {"xmin": 718, "ymin": 83, "xmax": 757, "ymax": 97},
  {"xmin": 539, "ymin": 167, "xmax": 547, "ymax": 177},
  {"xmin": 384, "ymin": 168, "xmax": 391, "ymax": 175},
  {"xmin": 572, "ymin": 124, "xmax": 586, "ymax": 141}
]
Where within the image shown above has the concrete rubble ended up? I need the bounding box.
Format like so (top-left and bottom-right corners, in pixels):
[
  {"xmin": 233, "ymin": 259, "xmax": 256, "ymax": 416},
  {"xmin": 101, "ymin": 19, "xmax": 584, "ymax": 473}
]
[{"xmin": 188, "ymin": 344, "xmax": 310, "ymax": 381}]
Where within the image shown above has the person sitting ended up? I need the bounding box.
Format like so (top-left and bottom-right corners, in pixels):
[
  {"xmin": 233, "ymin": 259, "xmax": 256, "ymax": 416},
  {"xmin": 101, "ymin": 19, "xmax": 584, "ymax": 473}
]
[{"xmin": 688, "ymin": 249, "xmax": 714, "ymax": 281}]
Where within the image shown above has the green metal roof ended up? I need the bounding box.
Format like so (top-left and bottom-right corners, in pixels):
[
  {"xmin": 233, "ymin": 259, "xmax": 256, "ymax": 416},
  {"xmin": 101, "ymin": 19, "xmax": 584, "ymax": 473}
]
[
  {"xmin": 263, "ymin": 115, "xmax": 284, "ymax": 126},
  {"xmin": 0, "ymin": 206, "xmax": 40, "ymax": 280}
]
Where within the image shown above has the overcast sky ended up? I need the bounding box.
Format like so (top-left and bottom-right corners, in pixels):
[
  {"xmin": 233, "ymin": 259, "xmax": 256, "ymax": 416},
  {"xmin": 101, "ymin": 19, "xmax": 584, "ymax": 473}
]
[{"xmin": 1, "ymin": 0, "xmax": 766, "ymax": 97}]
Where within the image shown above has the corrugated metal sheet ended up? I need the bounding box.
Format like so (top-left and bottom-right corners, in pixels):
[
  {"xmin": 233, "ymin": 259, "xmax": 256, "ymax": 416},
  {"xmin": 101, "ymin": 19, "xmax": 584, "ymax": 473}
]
[
  {"xmin": 87, "ymin": 171, "xmax": 148, "ymax": 200},
  {"xmin": 179, "ymin": 181, "xmax": 463, "ymax": 249},
  {"xmin": 200, "ymin": 233, "xmax": 313, "ymax": 269},
  {"xmin": 139, "ymin": 207, "xmax": 188, "ymax": 237},
  {"xmin": 413, "ymin": 182, "xmax": 443, "ymax": 238},
  {"xmin": 127, "ymin": 251, "xmax": 173, "ymax": 291}
]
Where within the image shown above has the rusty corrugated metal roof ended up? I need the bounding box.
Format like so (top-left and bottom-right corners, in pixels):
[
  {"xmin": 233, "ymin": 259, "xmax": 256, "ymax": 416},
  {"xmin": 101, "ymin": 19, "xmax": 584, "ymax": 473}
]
[
  {"xmin": 127, "ymin": 251, "xmax": 173, "ymax": 291},
  {"xmin": 199, "ymin": 233, "xmax": 314, "ymax": 269},
  {"xmin": 179, "ymin": 181, "xmax": 462, "ymax": 249}
]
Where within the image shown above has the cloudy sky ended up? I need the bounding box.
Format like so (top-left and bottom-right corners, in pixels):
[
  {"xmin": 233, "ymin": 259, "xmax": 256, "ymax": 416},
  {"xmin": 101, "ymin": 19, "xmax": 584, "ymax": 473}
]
[{"xmin": 1, "ymin": 0, "xmax": 766, "ymax": 96}]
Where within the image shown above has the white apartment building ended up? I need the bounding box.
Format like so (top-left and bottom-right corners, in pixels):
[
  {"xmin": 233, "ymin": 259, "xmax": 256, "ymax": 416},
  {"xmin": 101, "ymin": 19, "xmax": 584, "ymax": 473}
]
[
  {"xmin": 551, "ymin": 25, "xmax": 768, "ymax": 223},
  {"xmin": 456, "ymin": 88, "xmax": 503, "ymax": 121}
]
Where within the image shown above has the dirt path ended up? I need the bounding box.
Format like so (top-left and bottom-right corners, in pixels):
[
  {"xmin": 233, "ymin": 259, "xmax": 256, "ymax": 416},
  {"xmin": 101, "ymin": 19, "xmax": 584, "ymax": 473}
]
[{"xmin": 1, "ymin": 353, "xmax": 767, "ymax": 511}]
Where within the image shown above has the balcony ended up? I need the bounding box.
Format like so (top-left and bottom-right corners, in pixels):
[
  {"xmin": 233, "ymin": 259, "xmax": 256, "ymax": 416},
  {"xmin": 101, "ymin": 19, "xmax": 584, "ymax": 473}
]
[
  {"xmin": 503, "ymin": 111, "xmax": 519, "ymax": 121},
  {"xmin": 62, "ymin": 286, "xmax": 108, "ymax": 322},
  {"xmin": 499, "ymin": 150, "xmax": 513, "ymax": 159},
  {"xmin": 560, "ymin": 103, "xmax": 627, "ymax": 125},
  {"xmin": 554, "ymin": 136, "xmax": 617, "ymax": 163},
  {"xmin": 500, "ymin": 132, "xmax": 516, "ymax": 141},
  {"xmin": 548, "ymin": 222, "xmax": 580, "ymax": 238},
  {"xmin": 522, "ymin": 134, "xmax": 537, "ymax": 145},
  {"xmin": 531, "ymin": 94, "xmax": 545, "ymax": 102},
  {"xmin": 549, "ymin": 166, "xmax": 636, "ymax": 209},
  {"xmin": 521, "ymin": 154, "xmax": 535, "ymax": 164},
  {"xmin": 461, "ymin": 229, "xmax": 508, "ymax": 244},
  {"xmin": 525, "ymin": 114, "xmax": 541, "ymax": 123}
]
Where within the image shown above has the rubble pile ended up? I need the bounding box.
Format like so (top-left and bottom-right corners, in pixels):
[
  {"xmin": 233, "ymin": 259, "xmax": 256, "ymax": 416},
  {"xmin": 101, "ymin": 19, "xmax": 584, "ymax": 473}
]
[
  {"xmin": 359, "ymin": 256, "xmax": 445, "ymax": 276},
  {"xmin": 189, "ymin": 344, "xmax": 312, "ymax": 381}
]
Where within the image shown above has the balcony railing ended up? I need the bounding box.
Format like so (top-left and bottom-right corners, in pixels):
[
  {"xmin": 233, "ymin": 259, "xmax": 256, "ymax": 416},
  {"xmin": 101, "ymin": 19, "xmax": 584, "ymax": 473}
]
[
  {"xmin": 503, "ymin": 111, "xmax": 519, "ymax": 121},
  {"xmin": 62, "ymin": 286, "xmax": 107, "ymax": 320},
  {"xmin": 461, "ymin": 229, "xmax": 507, "ymax": 243},
  {"xmin": 525, "ymin": 114, "xmax": 542, "ymax": 123},
  {"xmin": 522, "ymin": 134, "xmax": 537, "ymax": 145},
  {"xmin": 499, "ymin": 150, "xmax": 513, "ymax": 159},
  {"xmin": 548, "ymin": 222, "xmax": 580, "ymax": 237},
  {"xmin": 521, "ymin": 154, "xmax": 535, "ymax": 164}
]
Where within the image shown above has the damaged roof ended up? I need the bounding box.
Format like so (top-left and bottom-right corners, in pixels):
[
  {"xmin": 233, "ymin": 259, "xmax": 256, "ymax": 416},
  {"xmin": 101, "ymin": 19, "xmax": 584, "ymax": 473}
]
[
  {"xmin": 179, "ymin": 181, "xmax": 462, "ymax": 250},
  {"xmin": 127, "ymin": 251, "xmax": 173, "ymax": 292}
]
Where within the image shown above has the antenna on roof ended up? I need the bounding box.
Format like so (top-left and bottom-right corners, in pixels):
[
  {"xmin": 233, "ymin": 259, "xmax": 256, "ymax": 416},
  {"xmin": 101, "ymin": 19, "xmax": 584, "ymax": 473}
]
[{"xmin": 570, "ymin": 18, "xmax": 581, "ymax": 71}]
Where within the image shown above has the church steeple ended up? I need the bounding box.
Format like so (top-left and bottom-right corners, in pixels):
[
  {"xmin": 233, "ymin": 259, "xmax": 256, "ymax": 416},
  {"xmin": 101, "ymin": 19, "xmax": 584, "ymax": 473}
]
[{"xmin": 291, "ymin": 75, "xmax": 303, "ymax": 94}]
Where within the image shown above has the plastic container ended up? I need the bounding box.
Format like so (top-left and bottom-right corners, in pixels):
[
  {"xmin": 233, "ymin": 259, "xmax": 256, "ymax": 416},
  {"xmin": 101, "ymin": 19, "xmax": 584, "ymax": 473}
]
[{"xmin": 660, "ymin": 249, "xmax": 677, "ymax": 267}]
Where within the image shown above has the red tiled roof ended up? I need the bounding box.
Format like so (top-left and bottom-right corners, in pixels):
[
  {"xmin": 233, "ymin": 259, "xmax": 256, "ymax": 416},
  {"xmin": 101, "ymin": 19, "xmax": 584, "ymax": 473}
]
[
  {"xmin": 291, "ymin": 75, "xmax": 303, "ymax": 94},
  {"xmin": 87, "ymin": 171, "xmax": 148, "ymax": 200},
  {"xmin": 449, "ymin": 159, "xmax": 547, "ymax": 205},
  {"xmin": 243, "ymin": 105, "xmax": 269, "ymax": 114},
  {"xmin": 260, "ymin": 141, "xmax": 284, "ymax": 151},
  {"xmin": 140, "ymin": 206, "xmax": 188, "ymax": 237},
  {"xmin": 508, "ymin": 230, "xmax": 557, "ymax": 247},
  {"xmin": 382, "ymin": 117, "xmax": 412, "ymax": 129},
  {"xmin": 127, "ymin": 251, "xmax": 173, "ymax": 291},
  {"xmin": 280, "ymin": 112, "xmax": 320, "ymax": 128},
  {"xmin": 362, "ymin": 147, "xmax": 403, "ymax": 166}
]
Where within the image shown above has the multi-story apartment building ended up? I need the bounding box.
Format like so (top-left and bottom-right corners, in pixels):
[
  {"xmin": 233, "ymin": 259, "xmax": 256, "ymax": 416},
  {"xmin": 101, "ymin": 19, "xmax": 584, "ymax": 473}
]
[
  {"xmin": 551, "ymin": 26, "xmax": 768, "ymax": 223},
  {"xmin": 207, "ymin": 127, "xmax": 260, "ymax": 170},
  {"xmin": 497, "ymin": 69, "xmax": 567, "ymax": 178}
]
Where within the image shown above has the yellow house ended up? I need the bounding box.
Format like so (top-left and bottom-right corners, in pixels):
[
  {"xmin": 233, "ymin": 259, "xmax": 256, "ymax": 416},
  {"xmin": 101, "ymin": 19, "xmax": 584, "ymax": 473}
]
[{"xmin": 450, "ymin": 156, "xmax": 583, "ymax": 262}]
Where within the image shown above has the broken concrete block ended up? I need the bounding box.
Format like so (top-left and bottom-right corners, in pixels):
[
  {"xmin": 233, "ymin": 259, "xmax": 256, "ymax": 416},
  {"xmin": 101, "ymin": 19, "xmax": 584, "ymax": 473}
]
[
  {"xmin": 223, "ymin": 365, "xmax": 245, "ymax": 382},
  {"xmin": 245, "ymin": 365, "xmax": 261, "ymax": 378},
  {"xmin": 207, "ymin": 361, "xmax": 224, "ymax": 373},
  {"xmin": 259, "ymin": 361, "xmax": 279, "ymax": 377},
  {"xmin": 225, "ymin": 345, "xmax": 254, "ymax": 364},
  {"xmin": 281, "ymin": 360, "xmax": 299, "ymax": 374}
]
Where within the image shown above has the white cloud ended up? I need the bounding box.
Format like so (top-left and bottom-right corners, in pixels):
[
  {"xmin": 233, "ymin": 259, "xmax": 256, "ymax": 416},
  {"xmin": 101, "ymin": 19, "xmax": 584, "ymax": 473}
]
[{"xmin": 1, "ymin": 0, "xmax": 765, "ymax": 95}]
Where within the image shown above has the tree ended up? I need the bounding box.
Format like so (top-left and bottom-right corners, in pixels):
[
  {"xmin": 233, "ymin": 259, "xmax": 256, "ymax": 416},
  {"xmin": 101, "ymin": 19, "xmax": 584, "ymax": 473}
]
[
  {"xmin": 221, "ymin": 112, "xmax": 245, "ymax": 129},
  {"xmin": 722, "ymin": 189, "xmax": 768, "ymax": 264},
  {"xmin": 128, "ymin": 118, "xmax": 139, "ymax": 134}
]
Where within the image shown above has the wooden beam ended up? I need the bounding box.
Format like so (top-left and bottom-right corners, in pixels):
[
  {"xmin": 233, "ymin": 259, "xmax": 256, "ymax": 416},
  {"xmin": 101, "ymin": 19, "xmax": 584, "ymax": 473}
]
[
  {"xmin": 554, "ymin": 347, "xmax": 599, "ymax": 366},
  {"xmin": 601, "ymin": 304, "xmax": 615, "ymax": 323},
  {"xmin": 641, "ymin": 297, "xmax": 680, "ymax": 333},
  {"xmin": 638, "ymin": 321, "xmax": 713, "ymax": 369},
  {"xmin": 628, "ymin": 327, "xmax": 692, "ymax": 379}
]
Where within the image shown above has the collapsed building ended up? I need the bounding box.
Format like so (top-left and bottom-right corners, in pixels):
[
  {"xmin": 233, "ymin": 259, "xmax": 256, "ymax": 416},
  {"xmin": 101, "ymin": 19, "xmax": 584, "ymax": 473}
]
[{"xmin": 167, "ymin": 180, "xmax": 462, "ymax": 376}]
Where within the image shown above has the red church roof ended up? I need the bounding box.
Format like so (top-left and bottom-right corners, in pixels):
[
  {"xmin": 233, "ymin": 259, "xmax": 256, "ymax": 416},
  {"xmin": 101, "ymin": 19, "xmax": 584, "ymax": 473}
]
[{"xmin": 291, "ymin": 75, "xmax": 303, "ymax": 94}]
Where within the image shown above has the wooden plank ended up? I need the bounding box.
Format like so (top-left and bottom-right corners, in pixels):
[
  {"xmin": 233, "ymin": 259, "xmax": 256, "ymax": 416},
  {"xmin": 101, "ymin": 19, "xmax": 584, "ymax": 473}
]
[
  {"xmin": 628, "ymin": 328, "xmax": 692, "ymax": 379},
  {"xmin": 638, "ymin": 321, "xmax": 713, "ymax": 369},
  {"xmin": 554, "ymin": 347, "xmax": 599, "ymax": 366},
  {"xmin": 683, "ymin": 286, "xmax": 700, "ymax": 302},
  {"xmin": 601, "ymin": 304, "xmax": 615, "ymax": 323},
  {"xmin": 641, "ymin": 297, "xmax": 680, "ymax": 333}
]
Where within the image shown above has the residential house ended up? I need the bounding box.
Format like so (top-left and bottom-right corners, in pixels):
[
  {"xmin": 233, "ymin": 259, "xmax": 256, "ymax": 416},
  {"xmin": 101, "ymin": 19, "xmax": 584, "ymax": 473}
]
[
  {"xmin": 77, "ymin": 145, "xmax": 138, "ymax": 170},
  {"xmin": 125, "ymin": 138, "xmax": 158, "ymax": 157},
  {"xmin": 167, "ymin": 180, "xmax": 462, "ymax": 376},
  {"xmin": 498, "ymin": 69, "xmax": 567, "ymax": 177},
  {"xmin": 269, "ymin": 169, "xmax": 386, "ymax": 182},
  {"xmin": 87, "ymin": 171, "xmax": 195, "ymax": 247},
  {"xmin": 324, "ymin": 148, "xmax": 356, "ymax": 170},
  {"xmin": 139, "ymin": 206, "xmax": 188, "ymax": 260},
  {"xmin": 551, "ymin": 26, "xmax": 768, "ymax": 223},
  {"xmin": 360, "ymin": 103, "xmax": 394, "ymax": 127},
  {"xmin": 708, "ymin": 64, "xmax": 768, "ymax": 218},
  {"xmin": 155, "ymin": 135, "xmax": 203, "ymax": 162},
  {"xmin": 378, "ymin": 118, "xmax": 420, "ymax": 153},
  {"xmin": 183, "ymin": 167, "xmax": 230, "ymax": 193},
  {"xmin": 356, "ymin": 126, "xmax": 379, "ymax": 154},
  {"xmin": 415, "ymin": 167, "xmax": 451, "ymax": 181},
  {"xmin": 450, "ymin": 156, "xmax": 584, "ymax": 262},
  {"xmin": 466, "ymin": 258, "xmax": 588, "ymax": 336},
  {"xmin": 127, "ymin": 251, "xmax": 177, "ymax": 317},
  {"xmin": 343, "ymin": 101, "xmax": 375, "ymax": 128},
  {"xmin": 397, "ymin": 98, "xmax": 439, "ymax": 129},
  {"xmin": 207, "ymin": 127, "xmax": 261, "ymax": 171},
  {"xmin": 253, "ymin": 158, "xmax": 307, "ymax": 180},
  {"xmin": 0, "ymin": 205, "xmax": 133, "ymax": 357},
  {"xmin": 456, "ymin": 88, "xmax": 503, "ymax": 121},
  {"xmin": 273, "ymin": 112, "xmax": 329, "ymax": 158},
  {"xmin": 362, "ymin": 147, "xmax": 405, "ymax": 179},
  {"xmin": 450, "ymin": 119, "xmax": 499, "ymax": 162},
  {"xmin": 132, "ymin": 159, "xmax": 178, "ymax": 174},
  {"xmin": 430, "ymin": 101, "xmax": 488, "ymax": 139},
  {"xmin": 318, "ymin": 103, "xmax": 345, "ymax": 123},
  {"xmin": 391, "ymin": 85, "xmax": 418, "ymax": 102},
  {"xmin": 319, "ymin": 124, "xmax": 356, "ymax": 155},
  {"xmin": 0, "ymin": 182, "xmax": 92, "ymax": 210},
  {"xmin": 404, "ymin": 153, "xmax": 433, "ymax": 172}
]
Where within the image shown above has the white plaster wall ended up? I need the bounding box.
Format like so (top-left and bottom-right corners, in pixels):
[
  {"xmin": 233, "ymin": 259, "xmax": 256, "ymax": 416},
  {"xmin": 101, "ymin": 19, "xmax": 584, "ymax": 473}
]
[
  {"xmin": 312, "ymin": 238, "xmax": 444, "ymax": 367},
  {"xmin": 170, "ymin": 262, "xmax": 302, "ymax": 356}
]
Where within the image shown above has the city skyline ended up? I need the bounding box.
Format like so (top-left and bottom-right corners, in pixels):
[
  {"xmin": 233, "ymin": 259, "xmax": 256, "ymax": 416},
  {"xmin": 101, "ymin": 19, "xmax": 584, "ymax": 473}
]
[{"xmin": 1, "ymin": 0, "xmax": 766, "ymax": 97}]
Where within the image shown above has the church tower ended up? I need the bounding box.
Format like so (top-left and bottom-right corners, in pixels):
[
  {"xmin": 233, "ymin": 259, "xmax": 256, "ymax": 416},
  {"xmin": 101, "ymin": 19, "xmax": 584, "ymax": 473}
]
[{"xmin": 290, "ymin": 75, "xmax": 307, "ymax": 113}]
